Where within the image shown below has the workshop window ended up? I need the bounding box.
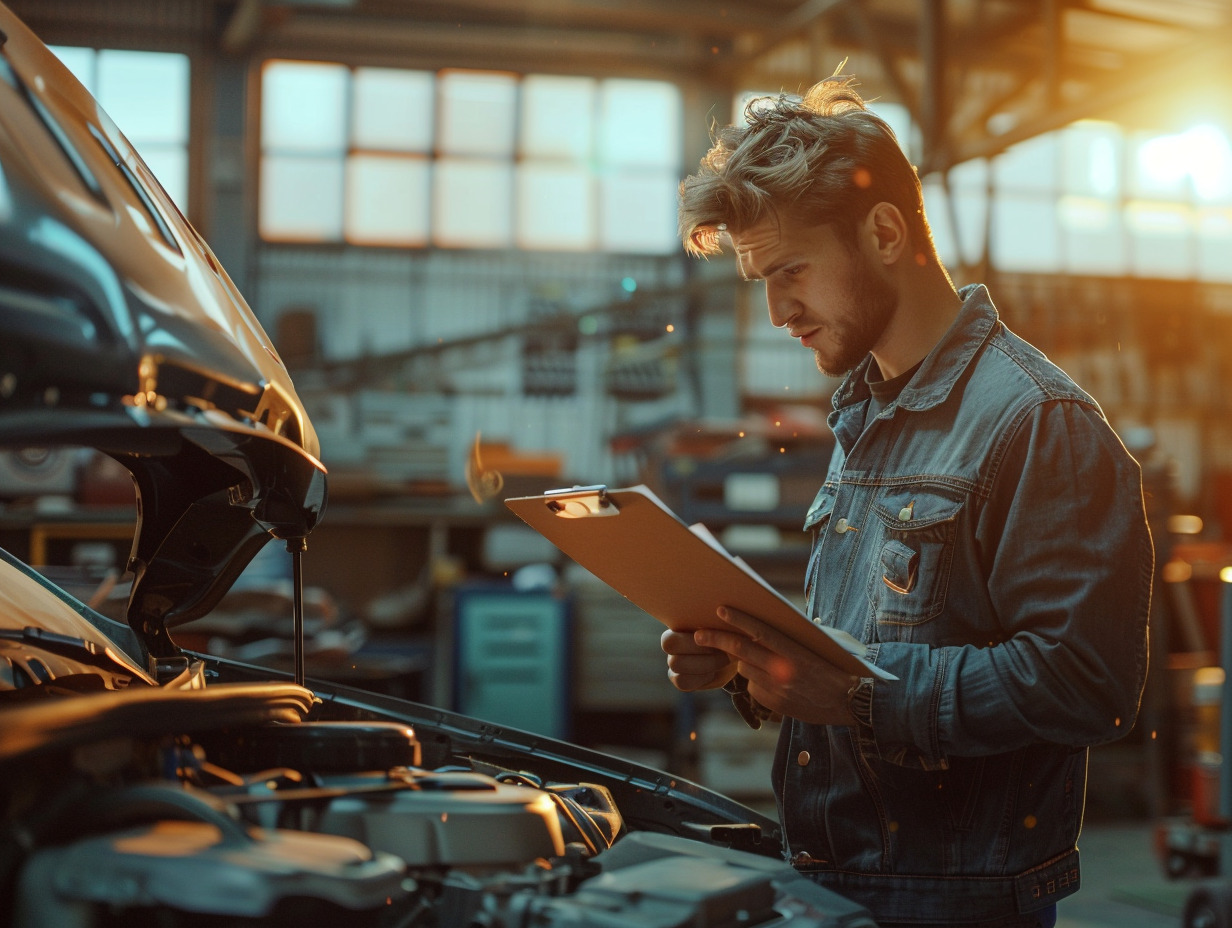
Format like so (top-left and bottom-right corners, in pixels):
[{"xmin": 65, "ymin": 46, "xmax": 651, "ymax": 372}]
[
  {"xmin": 259, "ymin": 61, "xmax": 348, "ymax": 241},
  {"xmin": 1127, "ymin": 125, "xmax": 1232, "ymax": 281},
  {"xmin": 926, "ymin": 119, "xmax": 1232, "ymax": 281},
  {"xmin": 434, "ymin": 70, "xmax": 516, "ymax": 247},
  {"xmin": 989, "ymin": 133, "xmax": 1065, "ymax": 274},
  {"xmin": 517, "ymin": 76, "xmax": 596, "ymax": 249},
  {"xmin": 258, "ymin": 61, "xmax": 681, "ymax": 253},
  {"xmin": 1057, "ymin": 121, "xmax": 1127, "ymax": 276},
  {"xmin": 48, "ymin": 46, "xmax": 190, "ymax": 211}
]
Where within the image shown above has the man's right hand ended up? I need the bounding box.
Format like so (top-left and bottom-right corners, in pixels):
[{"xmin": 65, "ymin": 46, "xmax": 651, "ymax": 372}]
[{"xmin": 661, "ymin": 628, "xmax": 738, "ymax": 692}]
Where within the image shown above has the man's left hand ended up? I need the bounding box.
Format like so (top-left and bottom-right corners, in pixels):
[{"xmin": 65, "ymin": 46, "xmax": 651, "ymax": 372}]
[{"xmin": 696, "ymin": 606, "xmax": 860, "ymax": 726}]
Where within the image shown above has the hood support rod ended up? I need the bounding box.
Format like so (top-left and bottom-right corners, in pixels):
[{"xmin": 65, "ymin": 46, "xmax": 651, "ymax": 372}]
[{"xmin": 288, "ymin": 537, "xmax": 307, "ymax": 687}]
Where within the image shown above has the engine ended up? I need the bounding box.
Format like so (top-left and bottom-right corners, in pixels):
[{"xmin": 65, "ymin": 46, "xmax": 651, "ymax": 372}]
[{"xmin": 0, "ymin": 681, "xmax": 877, "ymax": 928}]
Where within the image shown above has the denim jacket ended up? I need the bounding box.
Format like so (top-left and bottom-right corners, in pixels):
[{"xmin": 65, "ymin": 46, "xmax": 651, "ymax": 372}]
[{"xmin": 774, "ymin": 284, "xmax": 1153, "ymax": 924}]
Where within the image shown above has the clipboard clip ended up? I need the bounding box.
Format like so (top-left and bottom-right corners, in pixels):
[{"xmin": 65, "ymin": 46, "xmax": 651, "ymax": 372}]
[{"xmin": 543, "ymin": 484, "xmax": 620, "ymax": 518}]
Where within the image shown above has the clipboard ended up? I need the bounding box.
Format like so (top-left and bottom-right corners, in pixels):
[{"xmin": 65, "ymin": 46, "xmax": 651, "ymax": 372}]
[{"xmin": 505, "ymin": 484, "xmax": 893, "ymax": 682}]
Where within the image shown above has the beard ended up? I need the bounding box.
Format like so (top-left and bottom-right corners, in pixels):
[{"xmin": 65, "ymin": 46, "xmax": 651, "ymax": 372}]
[{"xmin": 811, "ymin": 250, "xmax": 898, "ymax": 378}]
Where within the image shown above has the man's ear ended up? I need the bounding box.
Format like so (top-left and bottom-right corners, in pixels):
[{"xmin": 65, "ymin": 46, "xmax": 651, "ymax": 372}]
[{"xmin": 862, "ymin": 202, "xmax": 908, "ymax": 265}]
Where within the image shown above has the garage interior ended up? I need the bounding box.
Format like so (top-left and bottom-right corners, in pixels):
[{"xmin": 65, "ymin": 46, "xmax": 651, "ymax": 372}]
[{"xmin": 2, "ymin": 0, "xmax": 1231, "ymax": 899}]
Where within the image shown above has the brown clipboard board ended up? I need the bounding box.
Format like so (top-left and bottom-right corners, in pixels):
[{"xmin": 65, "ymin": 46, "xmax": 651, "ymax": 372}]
[{"xmin": 505, "ymin": 484, "xmax": 892, "ymax": 681}]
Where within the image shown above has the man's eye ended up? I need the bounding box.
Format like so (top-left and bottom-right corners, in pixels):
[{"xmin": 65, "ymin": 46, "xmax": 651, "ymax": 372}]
[{"xmin": 784, "ymin": 266, "xmax": 804, "ymax": 277}]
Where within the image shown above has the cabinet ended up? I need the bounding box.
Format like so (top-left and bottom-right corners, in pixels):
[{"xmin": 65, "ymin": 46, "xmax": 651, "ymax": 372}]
[{"xmin": 452, "ymin": 585, "xmax": 571, "ymax": 739}]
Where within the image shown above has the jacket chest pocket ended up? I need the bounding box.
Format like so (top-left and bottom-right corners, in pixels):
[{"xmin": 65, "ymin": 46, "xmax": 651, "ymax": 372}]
[{"xmin": 866, "ymin": 489, "xmax": 963, "ymax": 630}]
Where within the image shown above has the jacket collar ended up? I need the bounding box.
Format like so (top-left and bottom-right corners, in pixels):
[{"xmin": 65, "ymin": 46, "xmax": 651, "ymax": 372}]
[{"xmin": 830, "ymin": 283, "xmax": 999, "ymax": 415}]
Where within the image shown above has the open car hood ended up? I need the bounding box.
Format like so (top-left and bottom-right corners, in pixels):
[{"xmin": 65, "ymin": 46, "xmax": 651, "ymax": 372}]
[{"xmin": 0, "ymin": 6, "xmax": 326, "ymax": 660}]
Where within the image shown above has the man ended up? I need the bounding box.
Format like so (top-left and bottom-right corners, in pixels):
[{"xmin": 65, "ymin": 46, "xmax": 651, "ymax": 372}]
[{"xmin": 663, "ymin": 74, "xmax": 1153, "ymax": 928}]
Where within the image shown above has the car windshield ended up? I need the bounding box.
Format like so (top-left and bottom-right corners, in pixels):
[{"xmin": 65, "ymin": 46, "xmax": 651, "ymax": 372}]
[{"xmin": 0, "ymin": 549, "xmax": 152, "ymax": 690}]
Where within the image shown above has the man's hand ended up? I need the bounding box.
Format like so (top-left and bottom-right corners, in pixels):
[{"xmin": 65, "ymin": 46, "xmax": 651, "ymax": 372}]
[
  {"xmin": 661, "ymin": 628, "xmax": 737, "ymax": 692},
  {"xmin": 695, "ymin": 606, "xmax": 860, "ymax": 726}
]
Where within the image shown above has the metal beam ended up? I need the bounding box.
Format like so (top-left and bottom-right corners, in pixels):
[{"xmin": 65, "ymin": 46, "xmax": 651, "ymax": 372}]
[
  {"xmin": 250, "ymin": 14, "xmax": 716, "ymax": 79},
  {"xmin": 842, "ymin": 3, "xmax": 921, "ymax": 126},
  {"xmin": 348, "ymin": 0, "xmax": 789, "ymax": 37},
  {"xmin": 918, "ymin": 0, "xmax": 947, "ymax": 172},
  {"xmin": 945, "ymin": 24, "xmax": 1232, "ymax": 170},
  {"xmin": 730, "ymin": 0, "xmax": 852, "ymax": 67},
  {"xmin": 220, "ymin": 0, "xmax": 263, "ymax": 55},
  {"xmin": 1043, "ymin": 0, "xmax": 1062, "ymax": 110},
  {"xmin": 1068, "ymin": 0, "xmax": 1222, "ymax": 30}
]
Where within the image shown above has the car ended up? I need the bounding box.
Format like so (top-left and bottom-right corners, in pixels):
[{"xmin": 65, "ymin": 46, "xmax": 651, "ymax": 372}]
[{"xmin": 0, "ymin": 5, "xmax": 876, "ymax": 926}]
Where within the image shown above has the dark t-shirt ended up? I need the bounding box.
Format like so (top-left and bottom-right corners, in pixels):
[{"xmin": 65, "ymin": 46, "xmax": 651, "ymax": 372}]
[{"xmin": 864, "ymin": 358, "xmax": 923, "ymax": 425}]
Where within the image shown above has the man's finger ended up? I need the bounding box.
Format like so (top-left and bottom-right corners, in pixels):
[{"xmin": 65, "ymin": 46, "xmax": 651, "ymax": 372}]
[
  {"xmin": 668, "ymin": 670, "xmax": 726, "ymax": 692},
  {"xmin": 661, "ymin": 628, "xmax": 722, "ymax": 655},
  {"xmin": 667, "ymin": 653, "xmax": 729, "ymax": 676},
  {"xmin": 694, "ymin": 626, "xmax": 757, "ymax": 658},
  {"xmin": 717, "ymin": 606, "xmax": 794, "ymax": 651}
]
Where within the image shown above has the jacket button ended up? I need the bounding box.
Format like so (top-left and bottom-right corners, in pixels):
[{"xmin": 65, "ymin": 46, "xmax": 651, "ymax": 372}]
[
  {"xmin": 834, "ymin": 518, "xmax": 849, "ymax": 534},
  {"xmin": 797, "ymin": 751, "xmax": 811, "ymax": 766},
  {"xmin": 898, "ymin": 506, "xmax": 914, "ymax": 521}
]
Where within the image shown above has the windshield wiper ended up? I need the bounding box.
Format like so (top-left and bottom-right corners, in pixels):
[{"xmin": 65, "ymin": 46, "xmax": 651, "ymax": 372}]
[{"xmin": 0, "ymin": 627, "xmax": 153, "ymax": 683}]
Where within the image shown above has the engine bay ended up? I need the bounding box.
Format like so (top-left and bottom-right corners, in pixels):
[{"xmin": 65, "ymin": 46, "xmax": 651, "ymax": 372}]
[{"xmin": 0, "ymin": 662, "xmax": 876, "ymax": 928}]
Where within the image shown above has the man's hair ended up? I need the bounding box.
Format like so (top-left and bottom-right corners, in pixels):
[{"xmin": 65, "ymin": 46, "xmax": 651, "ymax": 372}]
[{"xmin": 678, "ymin": 75, "xmax": 934, "ymax": 260}]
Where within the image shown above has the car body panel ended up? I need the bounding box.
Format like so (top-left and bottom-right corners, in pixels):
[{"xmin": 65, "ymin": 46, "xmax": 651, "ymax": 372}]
[{"xmin": 0, "ymin": 5, "xmax": 325, "ymax": 657}]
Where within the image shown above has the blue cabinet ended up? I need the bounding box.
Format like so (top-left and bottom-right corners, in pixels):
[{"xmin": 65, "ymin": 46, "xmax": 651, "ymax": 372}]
[{"xmin": 452, "ymin": 586, "xmax": 571, "ymax": 739}]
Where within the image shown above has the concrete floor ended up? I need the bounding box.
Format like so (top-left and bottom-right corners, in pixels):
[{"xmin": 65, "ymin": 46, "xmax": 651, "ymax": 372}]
[{"xmin": 1057, "ymin": 820, "xmax": 1198, "ymax": 928}]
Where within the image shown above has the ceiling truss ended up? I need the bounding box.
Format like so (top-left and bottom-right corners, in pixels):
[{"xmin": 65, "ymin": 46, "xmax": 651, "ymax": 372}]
[{"xmin": 10, "ymin": 0, "xmax": 1232, "ymax": 174}]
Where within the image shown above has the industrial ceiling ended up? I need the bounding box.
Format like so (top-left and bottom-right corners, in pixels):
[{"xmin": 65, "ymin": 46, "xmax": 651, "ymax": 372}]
[{"xmin": 10, "ymin": 0, "xmax": 1232, "ymax": 174}]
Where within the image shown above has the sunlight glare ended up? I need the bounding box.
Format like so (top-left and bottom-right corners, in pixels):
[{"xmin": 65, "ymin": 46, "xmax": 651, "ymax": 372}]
[{"xmin": 1139, "ymin": 124, "xmax": 1232, "ymax": 202}]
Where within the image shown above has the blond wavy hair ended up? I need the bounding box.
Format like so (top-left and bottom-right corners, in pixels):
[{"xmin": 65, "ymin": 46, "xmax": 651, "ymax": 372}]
[{"xmin": 678, "ymin": 75, "xmax": 934, "ymax": 260}]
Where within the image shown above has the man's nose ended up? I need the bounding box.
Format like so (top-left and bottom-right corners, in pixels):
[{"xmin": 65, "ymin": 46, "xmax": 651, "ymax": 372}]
[{"xmin": 766, "ymin": 284, "xmax": 795, "ymax": 329}]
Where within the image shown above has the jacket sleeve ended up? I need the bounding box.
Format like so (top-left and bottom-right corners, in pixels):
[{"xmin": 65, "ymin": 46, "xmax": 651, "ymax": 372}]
[{"xmin": 862, "ymin": 398, "xmax": 1154, "ymax": 767}]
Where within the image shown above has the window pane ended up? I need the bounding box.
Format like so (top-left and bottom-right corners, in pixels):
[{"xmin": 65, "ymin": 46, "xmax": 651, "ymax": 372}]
[
  {"xmin": 438, "ymin": 70, "xmax": 516, "ymax": 157},
  {"xmin": 1062, "ymin": 121, "xmax": 1122, "ymax": 198},
  {"xmin": 1059, "ymin": 196, "xmax": 1127, "ymax": 275},
  {"xmin": 599, "ymin": 169, "xmax": 678, "ymax": 253},
  {"xmin": 922, "ymin": 175, "xmax": 988, "ymax": 268},
  {"xmin": 262, "ymin": 60, "xmax": 348, "ymax": 153},
  {"xmin": 97, "ymin": 50, "xmax": 189, "ymax": 145},
  {"xmin": 1197, "ymin": 208, "xmax": 1232, "ymax": 281},
  {"xmin": 921, "ymin": 180, "xmax": 956, "ymax": 265},
  {"xmin": 1183, "ymin": 125, "xmax": 1232, "ymax": 204},
  {"xmin": 990, "ymin": 195, "xmax": 1060, "ymax": 271},
  {"xmin": 521, "ymin": 75, "xmax": 595, "ymax": 160},
  {"xmin": 139, "ymin": 146, "xmax": 189, "ymax": 211},
  {"xmin": 346, "ymin": 155, "xmax": 430, "ymax": 245},
  {"xmin": 869, "ymin": 101, "xmax": 918, "ymax": 161},
  {"xmin": 949, "ymin": 157, "xmax": 989, "ymax": 191},
  {"xmin": 433, "ymin": 158, "xmax": 513, "ymax": 247},
  {"xmin": 353, "ymin": 68, "xmax": 434, "ymax": 152},
  {"xmin": 992, "ymin": 133, "xmax": 1059, "ymax": 193},
  {"xmin": 517, "ymin": 164, "xmax": 593, "ymax": 249},
  {"xmin": 260, "ymin": 155, "xmax": 344, "ymax": 240},
  {"xmin": 1129, "ymin": 131, "xmax": 1192, "ymax": 200},
  {"xmin": 48, "ymin": 46, "xmax": 96, "ymax": 94},
  {"xmin": 599, "ymin": 79, "xmax": 680, "ymax": 169}
]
